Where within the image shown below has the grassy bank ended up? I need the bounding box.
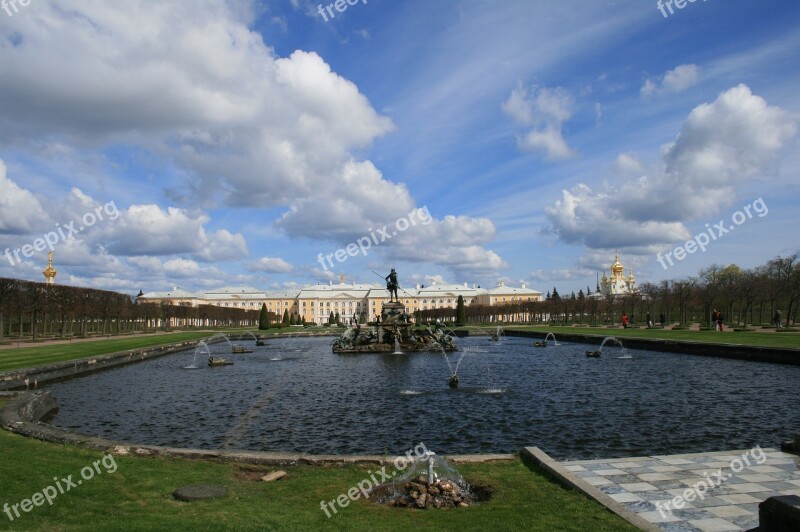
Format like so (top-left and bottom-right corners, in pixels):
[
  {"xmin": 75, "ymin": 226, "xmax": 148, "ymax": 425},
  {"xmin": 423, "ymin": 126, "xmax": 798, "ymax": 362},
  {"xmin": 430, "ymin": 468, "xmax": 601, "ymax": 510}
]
[
  {"xmin": 0, "ymin": 332, "xmax": 215, "ymax": 372},
  {"xmin": 0, "ymin": 420, "xmax": 633, "ymax": 531},
  {"xmin": 483, "ymin": 325, "xmax": 800, "ymax": 349}
]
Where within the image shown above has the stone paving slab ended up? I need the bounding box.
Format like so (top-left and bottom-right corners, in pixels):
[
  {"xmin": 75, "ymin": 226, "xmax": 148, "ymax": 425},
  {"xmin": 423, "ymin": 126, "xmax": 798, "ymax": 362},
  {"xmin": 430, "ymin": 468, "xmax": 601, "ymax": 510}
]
[{"xmin": 529, "ymin": 447, "xmax": 800, "ymax": 531}]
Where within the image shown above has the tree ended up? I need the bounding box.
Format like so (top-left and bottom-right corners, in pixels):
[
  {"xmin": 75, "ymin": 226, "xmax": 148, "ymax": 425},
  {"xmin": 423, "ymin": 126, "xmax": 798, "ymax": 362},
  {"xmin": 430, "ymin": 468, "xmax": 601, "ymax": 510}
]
[
  {"xmin": 455, "ymin": 295, "xmax": 466, "ymax": 326},
  {"xmin": 334, "ymin": 311, "xmax": 341, "ymax": 325},
  {"xmin": 282, "ymin": 309, "xmax": 289, "ymax": 326},
  {"xmin": 0, "ymin": 278, "xmax": 18, "ymax": 341},
  {"xmin": 258, "ymin": 303, "xmax": 270, "ymax": 330},
  {"xmin": 328, "ymin": 311, "xmax": 335, "ymax": 325}
]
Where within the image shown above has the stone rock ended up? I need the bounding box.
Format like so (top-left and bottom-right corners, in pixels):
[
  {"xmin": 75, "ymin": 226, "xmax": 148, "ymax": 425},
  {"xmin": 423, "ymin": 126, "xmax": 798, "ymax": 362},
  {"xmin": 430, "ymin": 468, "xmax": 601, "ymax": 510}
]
[
  {"xmin": 260, "ymin": 470, "xmax": 287, "ymax": 482},
  {"xmin": 415, "ymin": 493, "xmax": 427, "ymax": 508},
  {"xmin": 113, "ymin": 445, "xmax": 130, "ymax": 455},
  {"xmin": 173, "ymin": 484, "xmax": 228, "ymax": 502}
]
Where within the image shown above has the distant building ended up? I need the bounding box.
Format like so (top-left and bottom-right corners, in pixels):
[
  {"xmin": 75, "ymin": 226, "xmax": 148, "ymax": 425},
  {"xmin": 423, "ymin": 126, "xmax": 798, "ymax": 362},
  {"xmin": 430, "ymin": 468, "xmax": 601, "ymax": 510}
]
[
  {"xmin": 595, "ymin": 253, "xmax": 636, "ymax": 297},
  {"xmin": 138, "ymin": 278, "xmax": 543, "ymax": 325}
]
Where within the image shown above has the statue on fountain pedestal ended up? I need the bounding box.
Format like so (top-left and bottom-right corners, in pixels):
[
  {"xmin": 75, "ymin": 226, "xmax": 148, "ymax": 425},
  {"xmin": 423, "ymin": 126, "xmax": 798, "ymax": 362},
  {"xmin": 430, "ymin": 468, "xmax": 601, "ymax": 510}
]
[{"xmin": 385, "ymin": 268, "xmax": 399, "ymax": 302}]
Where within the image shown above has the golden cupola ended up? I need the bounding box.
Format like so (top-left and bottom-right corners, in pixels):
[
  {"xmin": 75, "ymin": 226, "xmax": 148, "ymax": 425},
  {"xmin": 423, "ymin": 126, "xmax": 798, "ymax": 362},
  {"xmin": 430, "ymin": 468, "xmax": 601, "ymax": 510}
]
[
  {"xmin": 628, "ymin": 268, "xmax": 635, "ymax": 284},
  {"xmin": 611, "ymin": 253, "xmax": 624, "ymax": 276},
  {"xmin": 43, "ymin": 251, "xmax": 57, "ymax": 285}
]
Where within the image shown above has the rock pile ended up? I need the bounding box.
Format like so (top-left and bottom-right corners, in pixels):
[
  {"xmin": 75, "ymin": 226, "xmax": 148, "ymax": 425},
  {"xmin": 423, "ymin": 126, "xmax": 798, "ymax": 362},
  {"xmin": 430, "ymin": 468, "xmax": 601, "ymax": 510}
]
[{"xmin": 369, "ymin": 475, "xmax": 479, "ymax": 509}]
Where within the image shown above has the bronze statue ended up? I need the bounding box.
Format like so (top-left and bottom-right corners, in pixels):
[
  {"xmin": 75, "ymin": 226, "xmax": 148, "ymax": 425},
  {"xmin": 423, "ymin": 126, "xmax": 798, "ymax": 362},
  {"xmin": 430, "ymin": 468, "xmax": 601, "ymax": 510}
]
[{"xmin": 385, "ymin": 268, "xmax": 399, "ymax": 302}]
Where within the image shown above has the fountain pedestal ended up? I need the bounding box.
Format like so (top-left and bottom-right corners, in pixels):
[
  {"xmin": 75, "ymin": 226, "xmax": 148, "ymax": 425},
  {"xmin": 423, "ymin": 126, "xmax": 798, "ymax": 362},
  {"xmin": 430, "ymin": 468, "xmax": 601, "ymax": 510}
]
[{"xmin": 332, "ymin": 301, "xmax": 456, "ymax": 354}]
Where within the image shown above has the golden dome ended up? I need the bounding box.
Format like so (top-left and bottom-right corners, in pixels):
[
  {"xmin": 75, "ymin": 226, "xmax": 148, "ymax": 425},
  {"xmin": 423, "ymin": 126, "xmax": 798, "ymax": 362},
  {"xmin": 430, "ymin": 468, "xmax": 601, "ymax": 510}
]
[
  {"xmin": 43, "ymin": 252, "xmax": 57, "ymax": 284},
  {"xmin": 611, "ymin": 253, "xmax": 624, "ymax": 275},
  {"xmin": 628, "ymin": 268, "xmax": 635, "ymax": 282}
]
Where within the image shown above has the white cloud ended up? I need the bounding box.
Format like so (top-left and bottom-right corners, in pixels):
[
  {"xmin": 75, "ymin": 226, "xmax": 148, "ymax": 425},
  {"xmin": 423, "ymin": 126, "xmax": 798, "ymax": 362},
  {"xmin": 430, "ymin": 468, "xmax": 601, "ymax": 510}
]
[
  {"xmin": 0, "ymin": 161, "xmax": 49, "ymax": 234},
  {"xmin": 0, "ymin": 2, "xmax": 505, "ymax": 280},
  {"xmin": 641, "ymin": 64, "xmax": 701, "ymax": 97},
  {"xmin": 249, "ymin": 257, "xmax": 294, "ymax": 273},
  {"xmin": 503, "ymin": 85, "xmax": 576, "ymax": 161},
  {"xmin": 613, "ymin": 153, "xmax": 645, "ymax": 177},
  {"xmin": 546, "ymin": 85, "xmax": 797, "ymax": 251},
  {"xmin": 107, "ymin": 204, "xmax": 248, "ymax": 261}
]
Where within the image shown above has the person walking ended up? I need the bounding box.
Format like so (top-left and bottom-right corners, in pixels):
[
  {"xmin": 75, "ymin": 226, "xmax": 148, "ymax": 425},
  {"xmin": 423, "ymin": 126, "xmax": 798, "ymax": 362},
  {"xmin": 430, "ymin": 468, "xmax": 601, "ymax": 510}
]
[
  {"xmin": 712, "ymin": 309, "xmax": 720, "ymax": 332},
  {"xmin": 646, "ymin": 312, "xmax": 653, "ymax": 328},
  {"xmin": 716, "ymin": 311, "xmax": 724, "ymax": 332},
  {"xmin": 774, "ymin": 310, "xmax": 783, "ymax": 329},
  {"xmin": 659, "ymin": 313, "xmax": 666, "ymax": 328},
  {"xmin": 621, "ymin": 312, "xmax": 629, "ymax": 329}
]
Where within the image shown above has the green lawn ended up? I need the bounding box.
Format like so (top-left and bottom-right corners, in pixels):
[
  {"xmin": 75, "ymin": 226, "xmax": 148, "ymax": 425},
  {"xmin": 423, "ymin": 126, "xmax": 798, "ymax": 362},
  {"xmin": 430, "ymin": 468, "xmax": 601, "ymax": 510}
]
[
  {"xmin": 0, "ymin": 421, "xmax": 634, "ymax": 531},
  {"xmin": 483, "ymin": 325, "xmax": 800, "ymax": 349},
  {"xmin": 0, "ymin": 332, "xmax": 215, "ymax": 372}
]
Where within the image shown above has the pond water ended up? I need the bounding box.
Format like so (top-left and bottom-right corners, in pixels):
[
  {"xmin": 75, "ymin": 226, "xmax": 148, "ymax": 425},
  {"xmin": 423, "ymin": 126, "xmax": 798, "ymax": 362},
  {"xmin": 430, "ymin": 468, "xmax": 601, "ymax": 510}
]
[{"xmin": 47, "ymin": 336, "xmax": 800, "ymax": 460}]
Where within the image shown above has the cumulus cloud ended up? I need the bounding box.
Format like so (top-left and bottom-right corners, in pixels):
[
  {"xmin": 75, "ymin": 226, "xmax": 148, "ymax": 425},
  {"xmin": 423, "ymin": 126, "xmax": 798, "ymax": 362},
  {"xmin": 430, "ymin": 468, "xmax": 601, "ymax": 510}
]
[
  {"xmin": 641, "ymin": 64, "xmax": 701, "ymax": 97},
  {"xmin": 0, "ymin": 1, "xmax": 504, "ymax": 280},
  {"xmin": 546, "ymin": 85, "xmax": 797, "ymax": 251},
  {"xmin": 105, "ymin": 204, "xmax": 248, "ymax": 261},
  {"xmin": 248, "ymin": 257, "xmax": 294, "ymax": 273},
  {"xmin": 383, "ymin": 214, "xmax": 508, "ymax": 274},
  {"xmin": 503, "ymin": 85, "xmax": 576, "ymax": 161},
  {"xmin": 0, "ymin": 161, "xmax": 49, "ymax": 234}
]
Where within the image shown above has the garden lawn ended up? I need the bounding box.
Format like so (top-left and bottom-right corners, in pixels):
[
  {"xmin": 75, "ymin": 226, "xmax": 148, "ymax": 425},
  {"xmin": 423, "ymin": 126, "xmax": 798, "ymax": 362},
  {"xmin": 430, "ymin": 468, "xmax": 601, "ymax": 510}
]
[
  {"xmin": 500, "ymin": 325, "xmax": 800, "ymax": 349},
  {"xmin": 0, "ymin": 419, "xmax": 635, "ymax": 531},
  {"xmin": 0, "ymin": 332, "xmax": 215, "ymax": 372}
]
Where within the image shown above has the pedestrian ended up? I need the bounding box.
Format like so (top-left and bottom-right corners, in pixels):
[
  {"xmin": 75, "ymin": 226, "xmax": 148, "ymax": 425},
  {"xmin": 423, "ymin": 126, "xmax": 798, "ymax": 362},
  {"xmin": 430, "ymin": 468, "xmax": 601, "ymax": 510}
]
[
  {"xmin": 716, "ymin": 311, "xmax": 724, "ymax": 332},
  {"xmin": 774, "ymin": 310, "xmax": 783, "ymax": 329},
  {"xmin": 646, "ymin": 312, "xmax": 653, "ymax": 328},
  {"xmin": 621, "ymin": 312, "xmax": 629, "ymax": 329},
  {"xmin": 659, "ymin": 313, "xmax": 666, "ymax": 328},
  {"xmin": 712, "ymin": 309, "xmax": 720, "ymax": 332}
]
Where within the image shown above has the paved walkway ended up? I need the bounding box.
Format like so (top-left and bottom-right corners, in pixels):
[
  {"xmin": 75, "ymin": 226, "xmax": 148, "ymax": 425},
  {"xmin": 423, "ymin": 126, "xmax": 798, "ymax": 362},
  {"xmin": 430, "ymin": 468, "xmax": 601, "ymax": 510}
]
[{"xmin": 555, "ymin": 448, "xmax": 800, "ymax": 531}]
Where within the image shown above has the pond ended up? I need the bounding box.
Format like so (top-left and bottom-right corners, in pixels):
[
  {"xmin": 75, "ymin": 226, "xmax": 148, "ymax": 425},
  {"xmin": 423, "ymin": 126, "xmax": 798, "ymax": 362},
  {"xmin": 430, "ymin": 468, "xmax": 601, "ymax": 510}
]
[{"xmin": 47, "ymin": 336, "xmax": 800, "ymax": 460}]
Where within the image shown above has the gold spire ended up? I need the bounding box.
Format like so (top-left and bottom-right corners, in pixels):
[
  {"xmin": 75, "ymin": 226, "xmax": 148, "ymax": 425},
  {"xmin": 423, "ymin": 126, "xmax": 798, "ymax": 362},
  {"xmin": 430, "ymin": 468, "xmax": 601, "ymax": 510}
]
[
  {"xmin": 43, "ymin": 251, "xmax": 57, "ymax": 285},
  {"xmin": 628, "ymin": 268, "xmax": 635, "ymax": 283}
]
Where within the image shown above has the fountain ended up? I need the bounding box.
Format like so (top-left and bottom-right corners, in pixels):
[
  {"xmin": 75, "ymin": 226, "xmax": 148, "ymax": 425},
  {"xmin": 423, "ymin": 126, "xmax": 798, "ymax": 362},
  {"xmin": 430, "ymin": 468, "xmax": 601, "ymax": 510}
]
[
  {"xmin": 369, "ymin": 451, "xmax": 487, "ymax": 509},
  {"xmin": 488, "ymin": 325, "xmax": 503, "ymax": 342},
  {"xmin": 535, "ymin": 332, "xmax": 560, "ymax": 348},
  {"xmin": 208, "ymin": 333, "xmax": 233, "ymax": 349},
  {"xmin": 333, "ymin": 269, "xmax": 456, "ymax": 355},
  {"xmin": 184, "ymin": 341, "xmax": 210, "ymax": 369},
  {"xmin": 586, "ymin": 336, "xmax": 625, "ymax": 357}
]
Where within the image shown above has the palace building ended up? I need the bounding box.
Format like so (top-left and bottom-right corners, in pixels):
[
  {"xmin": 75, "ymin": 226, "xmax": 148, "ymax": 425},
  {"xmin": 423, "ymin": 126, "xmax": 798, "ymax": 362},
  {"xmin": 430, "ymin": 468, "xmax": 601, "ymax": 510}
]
[{"xmin": 138, "ymin": 276, "xmax": 544, "ymax": 325}]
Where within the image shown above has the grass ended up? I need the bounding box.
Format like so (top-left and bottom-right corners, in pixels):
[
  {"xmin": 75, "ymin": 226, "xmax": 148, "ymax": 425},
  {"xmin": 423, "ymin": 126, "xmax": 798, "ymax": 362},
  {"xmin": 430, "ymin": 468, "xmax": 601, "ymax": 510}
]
[
  {"xmin": 0, "ymin": 418, "xmax": 634, "ymax": 531},
  {"xmin": 0, "ymin": 332, "xmax": 215, "ymax": 372},
  {"xmin": 466, "ymin": 325, "xmax": 800, "ymax": 349}
]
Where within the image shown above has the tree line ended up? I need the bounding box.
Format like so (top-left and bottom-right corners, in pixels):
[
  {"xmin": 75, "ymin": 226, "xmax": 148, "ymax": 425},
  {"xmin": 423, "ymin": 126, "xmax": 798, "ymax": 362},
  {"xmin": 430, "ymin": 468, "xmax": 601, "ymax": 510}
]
[
  {"xmin": 416, "ymin": 255, "xmax": 800, "ymax": 328},
  {"xmin": 0, "ymin": 278, "xmax": 267, "ymax": 341}
]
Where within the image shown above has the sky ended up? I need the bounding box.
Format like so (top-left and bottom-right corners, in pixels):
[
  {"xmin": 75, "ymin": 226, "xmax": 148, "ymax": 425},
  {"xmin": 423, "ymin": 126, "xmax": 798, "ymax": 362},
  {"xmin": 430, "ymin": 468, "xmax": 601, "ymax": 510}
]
[{"xmin": 0, "ymin": 0, "xmax": 798, "ymax": 296}]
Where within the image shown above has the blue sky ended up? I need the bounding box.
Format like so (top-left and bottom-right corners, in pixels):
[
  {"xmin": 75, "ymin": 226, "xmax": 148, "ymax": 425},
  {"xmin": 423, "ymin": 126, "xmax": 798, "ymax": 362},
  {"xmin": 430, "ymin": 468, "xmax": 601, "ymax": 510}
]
[{"xmin": 0, "ymin": 0, "xmax": 798, "ymax": 295}]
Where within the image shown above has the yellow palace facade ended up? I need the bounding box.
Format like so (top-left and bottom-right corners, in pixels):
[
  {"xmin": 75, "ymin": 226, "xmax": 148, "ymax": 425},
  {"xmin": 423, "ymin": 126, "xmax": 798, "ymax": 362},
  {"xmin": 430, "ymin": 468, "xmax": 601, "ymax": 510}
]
[{"xmin": 138, "ymin": 277, "xmax": 543, "ymax": 325}]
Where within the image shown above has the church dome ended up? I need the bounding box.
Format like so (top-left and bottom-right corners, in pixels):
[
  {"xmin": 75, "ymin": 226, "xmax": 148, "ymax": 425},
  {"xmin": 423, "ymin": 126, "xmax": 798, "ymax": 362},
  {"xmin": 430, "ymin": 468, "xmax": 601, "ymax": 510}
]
[{"xmin": 611, "ymin": 253, "xmax": 624, "ymax": 275}]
